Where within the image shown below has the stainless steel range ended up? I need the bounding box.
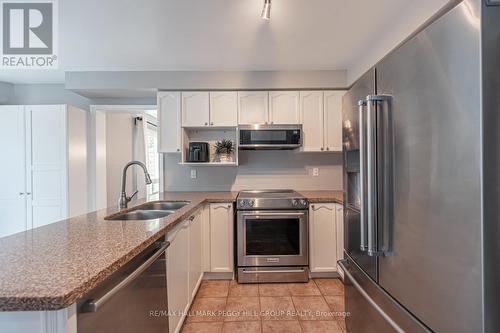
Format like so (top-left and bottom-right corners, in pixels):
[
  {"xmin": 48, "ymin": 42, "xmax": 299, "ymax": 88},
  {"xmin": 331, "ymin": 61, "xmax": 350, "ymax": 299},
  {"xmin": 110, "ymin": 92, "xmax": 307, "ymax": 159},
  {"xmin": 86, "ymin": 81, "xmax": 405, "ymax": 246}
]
[{"xmin": 236, "ymin": 190, "xmax": 309, "ymax": 283}]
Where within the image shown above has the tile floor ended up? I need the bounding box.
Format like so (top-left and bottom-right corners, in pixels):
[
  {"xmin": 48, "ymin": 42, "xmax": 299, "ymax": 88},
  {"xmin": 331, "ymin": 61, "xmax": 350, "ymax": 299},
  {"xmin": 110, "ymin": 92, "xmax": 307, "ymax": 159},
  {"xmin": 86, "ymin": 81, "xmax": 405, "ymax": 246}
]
[{"xmin": 181, "ymin": 278, "xmax": 347, "ymax": 333}]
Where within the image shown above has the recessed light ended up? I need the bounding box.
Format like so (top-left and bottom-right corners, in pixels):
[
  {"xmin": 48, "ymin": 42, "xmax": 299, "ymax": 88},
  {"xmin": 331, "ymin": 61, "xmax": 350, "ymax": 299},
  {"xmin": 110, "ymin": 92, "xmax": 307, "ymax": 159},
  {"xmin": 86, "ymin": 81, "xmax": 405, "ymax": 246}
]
[{"xmin": 261, "ymin": 0, "xmax": 271, "ymax": 20}]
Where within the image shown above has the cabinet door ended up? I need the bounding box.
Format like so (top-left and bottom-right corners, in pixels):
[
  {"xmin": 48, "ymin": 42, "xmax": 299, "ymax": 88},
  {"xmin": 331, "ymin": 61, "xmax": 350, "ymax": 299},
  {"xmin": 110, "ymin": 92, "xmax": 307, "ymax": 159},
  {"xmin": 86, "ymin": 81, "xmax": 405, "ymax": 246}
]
[
  {"xmin": 188, "ymin": 210, "xmax": 203, "ymax": 301},
  {"xmin": 309, "ymin": 203, "xmax": 337, "ymax": 273},
  {"xmin": 269, "ymin": 91, "xmax": 300, "ymax": 124},
  {"xmin": 158, "ymin": 92, "xmax": 182, "ymax": 153},
  {"xmin": 324, "ymin": 91, "xmax": 345, "ymax": 152},
  {"xmin": 29, "ymin": 105, "xmax": 68, "ymax": 229},
  {"xmin": 182, "ymin": 92, "xmax": 210, "ymax": 127},
  {"xmin": 167, "ymin": 221, "xmax": 190, "ymax": 333},
  {"xmin": 335, "ymin": 204, "xmax": 344, "ymax": 278},
  {"xmin": 201, "ymin": 205, "xmax": 211, "ymax": 271},
  {"xmin": 0, "ymin": 106, "xmax": 27, "ymax": 238},
  {"xmin": 300, "ymin": 91, "xmax": 324, "ymax": 151},
  {"xmin": 238, "ymin": 91, "xmax": 269, "ymax": 125},
  {"xmin": 210, "ymin": 92, "xmax": 238, "ymax": 127},
  {"xmin": 210, "ymin": 203, "xmax": 234, "ymax": 272}
]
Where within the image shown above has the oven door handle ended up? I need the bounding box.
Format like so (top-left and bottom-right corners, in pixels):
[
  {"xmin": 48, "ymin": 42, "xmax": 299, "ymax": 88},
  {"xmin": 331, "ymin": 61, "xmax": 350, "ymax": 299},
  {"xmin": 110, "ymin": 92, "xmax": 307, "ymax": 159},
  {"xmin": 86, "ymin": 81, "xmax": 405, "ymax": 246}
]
[{"xmin": 241, "ymin": 212, "xmax": 306, "ymax": 217}]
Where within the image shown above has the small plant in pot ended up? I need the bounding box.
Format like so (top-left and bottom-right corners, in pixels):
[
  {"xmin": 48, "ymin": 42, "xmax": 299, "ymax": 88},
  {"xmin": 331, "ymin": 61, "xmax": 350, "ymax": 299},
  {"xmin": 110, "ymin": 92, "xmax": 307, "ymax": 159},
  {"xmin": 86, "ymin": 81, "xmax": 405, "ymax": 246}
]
[{"xmin": 214, "ymin": 139, "xmax": 234, "ymax": 163}]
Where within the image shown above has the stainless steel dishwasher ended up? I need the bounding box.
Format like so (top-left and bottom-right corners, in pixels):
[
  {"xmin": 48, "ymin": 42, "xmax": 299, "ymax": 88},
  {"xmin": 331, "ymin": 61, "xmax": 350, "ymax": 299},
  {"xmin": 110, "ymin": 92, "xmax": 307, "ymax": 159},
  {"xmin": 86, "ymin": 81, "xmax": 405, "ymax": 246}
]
[{"xmin": 77, "ymin": 241, "xmax": 170, "ymax": 333}]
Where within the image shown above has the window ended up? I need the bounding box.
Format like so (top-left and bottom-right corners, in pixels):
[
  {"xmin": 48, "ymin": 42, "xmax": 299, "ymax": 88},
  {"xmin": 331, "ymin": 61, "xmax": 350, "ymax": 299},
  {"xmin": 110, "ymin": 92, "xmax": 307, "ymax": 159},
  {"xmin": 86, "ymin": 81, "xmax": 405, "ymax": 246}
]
[{"xmin": 145, "ymin": 122, "xmax": 160, "ymax": 195}]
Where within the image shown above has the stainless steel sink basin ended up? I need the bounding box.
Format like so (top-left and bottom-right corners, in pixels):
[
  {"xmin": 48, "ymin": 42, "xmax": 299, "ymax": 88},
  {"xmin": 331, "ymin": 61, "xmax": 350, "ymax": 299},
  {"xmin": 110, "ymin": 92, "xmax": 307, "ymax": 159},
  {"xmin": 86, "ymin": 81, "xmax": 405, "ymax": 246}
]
[
  {"xmin": 139, "ymin": 201, "xmax": 190, "ymax": 211},
  {"xmin": 106, "ymin": 201, "xmax": 191, "ymax": 221}
]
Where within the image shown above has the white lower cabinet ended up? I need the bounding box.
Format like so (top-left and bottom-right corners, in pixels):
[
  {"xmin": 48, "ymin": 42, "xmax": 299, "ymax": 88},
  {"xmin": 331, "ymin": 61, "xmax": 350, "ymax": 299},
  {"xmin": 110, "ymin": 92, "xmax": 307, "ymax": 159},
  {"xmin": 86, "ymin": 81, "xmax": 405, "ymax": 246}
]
[
  {"xmin": 188, "ymin": 209, "xmax": 203, "ymax": 301},
  {"xmin": 309, "ymin": 203, "xmax": 344, "ymax": 275},
  {"xmin": 209, "ymin": 203, "xmax": 234, "ymax": 273},
  {"xmin": 166, "ymin": 219, "xmax": 190, "ymax": 333},
  {"xmin": 335, "ymin": 204, "xmax": 344, "ymax": 278}
]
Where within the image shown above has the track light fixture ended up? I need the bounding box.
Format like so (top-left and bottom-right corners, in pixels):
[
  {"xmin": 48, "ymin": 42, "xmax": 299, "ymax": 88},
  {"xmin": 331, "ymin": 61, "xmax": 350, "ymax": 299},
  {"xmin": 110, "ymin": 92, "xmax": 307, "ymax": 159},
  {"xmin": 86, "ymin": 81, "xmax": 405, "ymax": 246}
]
[{"xmin": 261, "ymin": 0, "xmax": 271, "ymax": 20}]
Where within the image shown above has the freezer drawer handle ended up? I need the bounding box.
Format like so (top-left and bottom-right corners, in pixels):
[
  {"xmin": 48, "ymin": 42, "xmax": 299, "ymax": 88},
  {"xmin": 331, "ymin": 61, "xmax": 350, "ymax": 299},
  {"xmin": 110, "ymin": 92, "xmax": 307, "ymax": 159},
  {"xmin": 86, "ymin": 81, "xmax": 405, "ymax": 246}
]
[
  {"xmin": 338, "ymin": 260, "xmax": 404, "ymax": 333},
  {"xmin": 81, "ymin": 241, "xmax": 170, "ymax": 313}
]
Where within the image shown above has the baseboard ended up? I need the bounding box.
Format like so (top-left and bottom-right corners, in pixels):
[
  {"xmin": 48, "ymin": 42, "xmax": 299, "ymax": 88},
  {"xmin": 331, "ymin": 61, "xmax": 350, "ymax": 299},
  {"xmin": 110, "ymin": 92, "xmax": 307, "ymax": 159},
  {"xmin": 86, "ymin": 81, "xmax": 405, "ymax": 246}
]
[
  {"xmin": 310, "ymin": 271, "xmax": 341, "ymax": 279},
  {"xmin": 203, "ymin": 272, "xmax": 234, "ymax": 280}
]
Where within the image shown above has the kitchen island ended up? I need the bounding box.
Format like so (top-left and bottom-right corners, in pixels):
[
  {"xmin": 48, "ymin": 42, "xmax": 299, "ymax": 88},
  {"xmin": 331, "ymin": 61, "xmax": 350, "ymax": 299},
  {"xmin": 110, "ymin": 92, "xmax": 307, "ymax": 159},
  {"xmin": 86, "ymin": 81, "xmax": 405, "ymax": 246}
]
[{"xmin": 0, "ymin": 190, "xmax": 342, "ymax": 332}]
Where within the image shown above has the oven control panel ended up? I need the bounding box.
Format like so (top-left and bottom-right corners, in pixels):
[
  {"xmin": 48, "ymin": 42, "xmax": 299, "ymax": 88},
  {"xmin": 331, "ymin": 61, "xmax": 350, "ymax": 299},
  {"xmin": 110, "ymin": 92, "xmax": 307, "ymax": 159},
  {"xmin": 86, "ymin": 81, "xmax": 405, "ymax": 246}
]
[{"xmin": 236, "ymin": 198, "xmax": 309, "ymax": 210}]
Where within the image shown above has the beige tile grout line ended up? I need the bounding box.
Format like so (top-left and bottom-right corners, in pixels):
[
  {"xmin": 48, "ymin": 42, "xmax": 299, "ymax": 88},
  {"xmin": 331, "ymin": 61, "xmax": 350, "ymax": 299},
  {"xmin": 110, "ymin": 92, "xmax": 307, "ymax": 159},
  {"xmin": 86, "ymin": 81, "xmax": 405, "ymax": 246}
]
[{"xmin": 313, "ymin": 278, "xmax": 347, "ymax": 333}]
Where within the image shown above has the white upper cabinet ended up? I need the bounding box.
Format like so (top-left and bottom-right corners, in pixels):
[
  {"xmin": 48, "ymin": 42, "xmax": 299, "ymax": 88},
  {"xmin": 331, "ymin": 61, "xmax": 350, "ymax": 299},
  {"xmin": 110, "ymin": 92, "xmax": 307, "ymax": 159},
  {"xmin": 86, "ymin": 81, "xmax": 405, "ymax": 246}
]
[
  {"xmin": 238, "ymin": 91, "xmax": 269, "ymax": 125},
  {"xmin": 209, "ymin": 92, "xmax": 238, "ymax": 127},
  {"xmin": 324, "ymin": 91, "xmax": 346, "ymax": 151},
  {"xmin": 182, "ymin": 92, "xmax": 210, "ymax": 127},
  {"xmin": 269, "ymin": 91, "xmax": 300, "ymax": 124},
  {"xmin": 158, "ymin": 92, "xmax": 182, "ymax": 153},
  {"xmin": 300, "ymin": 91, "xmax": 324, "ymax": 151}
]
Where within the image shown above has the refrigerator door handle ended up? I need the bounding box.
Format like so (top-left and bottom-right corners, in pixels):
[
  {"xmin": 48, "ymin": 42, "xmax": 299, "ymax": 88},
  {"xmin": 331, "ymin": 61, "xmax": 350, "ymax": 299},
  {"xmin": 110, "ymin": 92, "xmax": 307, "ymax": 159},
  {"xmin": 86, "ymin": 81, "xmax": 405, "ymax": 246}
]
[
  {"xmin": 358, "ymin": 99, "xmax": 368, "ymax": 252},
  {"xmin": 366, "ymin": 94, "xmax": 394, "ymax": 256}
]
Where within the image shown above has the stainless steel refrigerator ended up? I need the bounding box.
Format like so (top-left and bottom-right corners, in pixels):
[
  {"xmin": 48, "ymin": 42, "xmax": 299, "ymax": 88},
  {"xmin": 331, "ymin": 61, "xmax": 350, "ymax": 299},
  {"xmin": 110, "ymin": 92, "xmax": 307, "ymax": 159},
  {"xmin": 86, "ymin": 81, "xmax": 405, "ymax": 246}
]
[{"xmin": 340, "ymin": 1, "xmax": 500, "ymax": 332}]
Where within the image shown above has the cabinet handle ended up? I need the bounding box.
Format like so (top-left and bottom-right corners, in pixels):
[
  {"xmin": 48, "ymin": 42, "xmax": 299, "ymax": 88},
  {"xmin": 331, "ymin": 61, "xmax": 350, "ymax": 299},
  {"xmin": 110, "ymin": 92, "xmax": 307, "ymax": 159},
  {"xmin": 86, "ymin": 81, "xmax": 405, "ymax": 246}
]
[
  {"xmin": 321, "ymin": 147, "xmax": 324, "ymax": 151},
  {"xmin": 271, "ymin": 121, "xmax": 274, "ymax": 124},
  {"xmin": 205, "ymin": 122, "xmax": 208, "ymax": 126},
  {"xmin": 312, "ymin": 205, "xmax": 333, "ymax": 211},
  {"xmin": 210, "ymin": 122, "xmax": 214, "ymax": 126},
  {"xmin": 189, "ymin": 215, "xmax": 195, "ymax": 221},
  {"xmin": 26, "ymin": 192, "xmax": 31, "ymax": 195},
  {"xmin": 19, "ymin": 192, "xmax": 25, "ymax": 196},
  {"xmin": 311, "ymin": 205, "xmax": 315, "ymax": 209},
  {"xmin": 177, "ymin": 148, "xmax": 180, "ymax": 152},
  {"xmin": 327, "ymin": 147, "xmax": 330, "ymax": 151}
]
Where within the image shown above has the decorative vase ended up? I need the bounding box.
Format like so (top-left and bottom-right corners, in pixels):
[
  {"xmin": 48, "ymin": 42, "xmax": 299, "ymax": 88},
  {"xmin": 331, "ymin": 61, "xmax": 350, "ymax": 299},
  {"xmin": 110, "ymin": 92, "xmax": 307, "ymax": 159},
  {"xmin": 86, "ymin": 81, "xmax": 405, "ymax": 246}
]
[{"xmin": 219, "ymin": 153, "xmax": 232, "ymax": 163}]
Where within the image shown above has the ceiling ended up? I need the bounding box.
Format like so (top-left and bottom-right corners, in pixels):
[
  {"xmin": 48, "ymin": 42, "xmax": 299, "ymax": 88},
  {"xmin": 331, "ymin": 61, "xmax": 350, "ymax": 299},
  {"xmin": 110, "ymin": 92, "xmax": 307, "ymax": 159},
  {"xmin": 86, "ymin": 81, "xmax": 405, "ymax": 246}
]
[{"xmin": 0, "ymin": 0, "xmax": 451, "ymax": 85}]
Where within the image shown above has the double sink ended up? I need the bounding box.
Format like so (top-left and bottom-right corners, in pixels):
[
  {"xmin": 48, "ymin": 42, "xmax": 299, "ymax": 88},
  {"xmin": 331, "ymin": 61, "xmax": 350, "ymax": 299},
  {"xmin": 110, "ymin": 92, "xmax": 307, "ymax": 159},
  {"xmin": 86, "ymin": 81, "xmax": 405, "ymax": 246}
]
[{"xmin": 106, "ymin": 201, "xmax": 191, "ymax": 220}]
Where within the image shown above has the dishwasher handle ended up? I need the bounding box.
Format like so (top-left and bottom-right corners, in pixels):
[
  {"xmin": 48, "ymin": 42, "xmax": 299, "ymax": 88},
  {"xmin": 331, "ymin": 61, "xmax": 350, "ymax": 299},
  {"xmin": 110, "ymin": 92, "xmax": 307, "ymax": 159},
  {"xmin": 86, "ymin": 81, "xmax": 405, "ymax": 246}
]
[{"xmin": 81, "ymin": 241, "xmax": 170, "ymax": 313}]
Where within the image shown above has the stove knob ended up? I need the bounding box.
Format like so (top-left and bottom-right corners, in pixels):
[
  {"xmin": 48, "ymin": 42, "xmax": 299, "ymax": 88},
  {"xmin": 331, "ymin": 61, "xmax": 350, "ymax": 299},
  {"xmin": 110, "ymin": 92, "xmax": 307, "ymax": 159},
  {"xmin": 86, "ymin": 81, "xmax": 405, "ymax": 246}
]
[
  {"xmin": 292, "ymin": 199, "xmax": 299, "ymax": 207},
  {"xmin": 249, "ymin": 200, "xmax": 255, "ymax": 207},
  {"xmin": 300, "ymin": 199, "xmax": 308, "ymax": 207}
]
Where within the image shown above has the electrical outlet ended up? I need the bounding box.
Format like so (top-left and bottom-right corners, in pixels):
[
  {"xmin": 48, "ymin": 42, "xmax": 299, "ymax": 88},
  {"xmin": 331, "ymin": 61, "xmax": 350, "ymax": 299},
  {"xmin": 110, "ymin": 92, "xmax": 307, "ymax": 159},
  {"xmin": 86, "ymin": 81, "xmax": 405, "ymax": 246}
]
[
  {"xmin": 190, "ymin": 169, "xmax": 197, "ymax": 179},
  {"xmin": 313, "ymin": 168, "xmax": 319, "ymax": 177}
]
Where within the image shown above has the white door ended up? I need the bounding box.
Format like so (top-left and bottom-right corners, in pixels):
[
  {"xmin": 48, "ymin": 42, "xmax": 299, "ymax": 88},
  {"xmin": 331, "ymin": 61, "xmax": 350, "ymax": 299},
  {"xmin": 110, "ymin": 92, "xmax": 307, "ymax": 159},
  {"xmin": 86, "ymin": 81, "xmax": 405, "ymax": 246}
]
[
  {"xmin": 188, "ymin": 210, "xmax": 203, "ymax": 301},
  {"xmin": 269, "ymin": 91, "xmax": 300, "ymax": 124},
  {"xmin": 324, "ymin": 91, "xmax": 345, "ymax": 151},
  {"xmin": 309, "ymin": 203, "xmax": 337, "ymax": 273},
  {"xmin": 167, "ymin": 221, "xmax": 190, "ymax": 333},
  {"xmin": 210, "ymin": 203, "xmax": 234, "ymax": 272},
  {"xmin": 0, "ymin": 106, "xmax": 27, "ymax": 238},
  {"xmin": 158, "ymin": 92, "xmax": 182, "ymax": 153},
  {"xmin": 28, "ymin": 105, "xmax": 68, "ymax": 229},
  {"xmin": 335, "ymin": 204, "xmax": 344, "ymax": 277},
  {"xmin": 182, "ymin": 92, "xmax": 209, "ymax": 127},
  {"xmin": 300, "ymin": 91, "xmax": 324, "ymax": 151},
  {"xmin": 238, "ymin": 91, "xmax": 269, "ymax": 125},
  {"xmin": 209, "ymin": 92, "xmax": 238, "ymax": 126}
]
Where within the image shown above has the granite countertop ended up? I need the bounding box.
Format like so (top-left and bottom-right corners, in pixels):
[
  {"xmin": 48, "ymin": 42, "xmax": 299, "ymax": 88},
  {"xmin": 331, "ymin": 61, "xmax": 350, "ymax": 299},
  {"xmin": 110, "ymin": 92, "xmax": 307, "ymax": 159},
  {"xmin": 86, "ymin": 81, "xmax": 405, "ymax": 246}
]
[{"xmin": 0, "ymin": 190, "xmax": 342, "ymax": 312}]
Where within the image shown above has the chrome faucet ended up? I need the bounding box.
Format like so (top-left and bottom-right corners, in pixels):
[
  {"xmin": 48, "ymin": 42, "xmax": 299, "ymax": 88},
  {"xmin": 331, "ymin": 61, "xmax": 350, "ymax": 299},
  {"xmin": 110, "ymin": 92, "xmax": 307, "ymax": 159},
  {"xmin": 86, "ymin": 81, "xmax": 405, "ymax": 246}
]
[{"xmin": 119, "ymin": 161, "xmax": 153, "ymax": 208}]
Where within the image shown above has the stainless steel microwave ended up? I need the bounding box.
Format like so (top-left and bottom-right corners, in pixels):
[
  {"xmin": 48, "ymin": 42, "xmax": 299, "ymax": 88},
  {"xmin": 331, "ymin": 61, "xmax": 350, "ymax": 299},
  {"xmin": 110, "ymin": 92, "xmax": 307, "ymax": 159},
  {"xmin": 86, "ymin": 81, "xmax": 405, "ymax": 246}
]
[{"xmin": 238, "ymin": 124, "xmax": 302, "ymax": 150}]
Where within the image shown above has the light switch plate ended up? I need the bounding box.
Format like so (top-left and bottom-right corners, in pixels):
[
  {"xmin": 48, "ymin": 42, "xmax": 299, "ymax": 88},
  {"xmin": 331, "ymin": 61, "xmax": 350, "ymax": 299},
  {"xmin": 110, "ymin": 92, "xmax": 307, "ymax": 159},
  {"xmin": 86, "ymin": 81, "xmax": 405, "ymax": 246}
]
[
  {"xmin": 313, "ymin": 168, "xmax": 319, "ymax": 177},
  {"xmin": 190, "ymin": 169, "xmax": 197, "ymax": 179}
]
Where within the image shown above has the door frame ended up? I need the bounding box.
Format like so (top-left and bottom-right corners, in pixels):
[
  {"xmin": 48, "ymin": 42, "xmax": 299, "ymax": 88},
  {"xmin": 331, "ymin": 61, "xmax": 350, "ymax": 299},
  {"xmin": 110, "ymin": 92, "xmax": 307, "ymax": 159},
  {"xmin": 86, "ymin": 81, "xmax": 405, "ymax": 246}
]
[{"xmin": 88, "ymin": 105, "xmax": 159, "ymax": 211}]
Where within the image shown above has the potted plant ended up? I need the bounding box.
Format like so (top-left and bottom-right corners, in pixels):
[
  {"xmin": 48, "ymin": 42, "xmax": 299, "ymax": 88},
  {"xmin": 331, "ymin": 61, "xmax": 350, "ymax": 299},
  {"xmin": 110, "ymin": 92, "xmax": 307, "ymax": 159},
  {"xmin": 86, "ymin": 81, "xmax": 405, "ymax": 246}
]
[{"xmin": 214, "ymin": 139, "xmax": 234, "ymax": 163}]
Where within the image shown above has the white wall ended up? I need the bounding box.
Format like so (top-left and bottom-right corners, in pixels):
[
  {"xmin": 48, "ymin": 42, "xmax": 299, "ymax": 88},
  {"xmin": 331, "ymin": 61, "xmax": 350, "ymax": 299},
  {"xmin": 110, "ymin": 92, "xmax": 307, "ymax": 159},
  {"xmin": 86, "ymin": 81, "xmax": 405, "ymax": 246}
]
[
  {"xmin": 164, "ymin": 151, "xmax": 342, "ymax": 192},
  {"xmin": 0, "ymin": 82, "xmax": 15, "ymax": 104},
  {"xmin": 11, "ymin": 84, "xmax": 91, "ymax": 110},
  {"xmin": 105, "ymin": 113, "xmax": 134, "ymax": 206},
  {"xmin": 67, "ymin": 106, "xmax": 88, "ymax": 217}
]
